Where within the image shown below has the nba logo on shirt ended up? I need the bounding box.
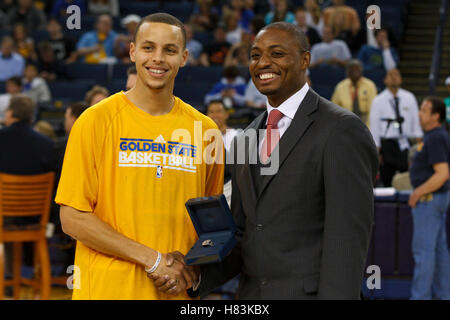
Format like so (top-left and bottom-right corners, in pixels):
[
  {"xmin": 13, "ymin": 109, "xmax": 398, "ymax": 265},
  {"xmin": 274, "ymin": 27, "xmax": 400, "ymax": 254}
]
[{"xmin": 156, "ymin": 165, "xmax": 163, "ymax": 178}]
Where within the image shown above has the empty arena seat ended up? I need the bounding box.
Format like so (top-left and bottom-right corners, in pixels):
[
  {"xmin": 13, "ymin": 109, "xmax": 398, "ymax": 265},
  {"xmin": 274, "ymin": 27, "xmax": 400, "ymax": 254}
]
[
  {"xmin": 30, "ymin": 29, "xmax": 49, "ymax": 44},
  {"xmin": 309, "ymin": 65, "xmax": 346, "ymax": 99},
  {"xmin": 66, "ymin": 63, "xmax": 109, "ymax": 84},
  {"xmin": 112, "ymin": 63, "xmax": 133, "ymax": 80},
  {"xmin": 107, "ymin": 79, "xmax": 126, "ymax": 94},
  {"xmin": 364, "ymin": 68, "xmax": 386, "ymax": 91},
  {"xmin": 178, "ymin": 66, "xmax": 223, "ymax": 83},
  {"xmin": 174, "ymin": 81, "xmax": 210, "ymax": 109},
  {"xmin": 49, "ymin": 80, "xmax": 94, "ymax": 101},
  {"xmin": 194, "ymin": 32, "xmax": 213, "ymax": 46},
  {"xmin": 120, "ymin": 1, "xmax": 160, "ymax": 16},
  {"xmin": 162, "ymin": 2, "xmax": 194, "ymax": 22}
]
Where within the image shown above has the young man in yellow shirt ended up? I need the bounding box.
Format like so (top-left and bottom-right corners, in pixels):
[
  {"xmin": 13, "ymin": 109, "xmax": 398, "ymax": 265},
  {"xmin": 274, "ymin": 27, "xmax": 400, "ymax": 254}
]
[{"xmin": 55, "ymin": 13, "xmax": 224, "ymax": 300}]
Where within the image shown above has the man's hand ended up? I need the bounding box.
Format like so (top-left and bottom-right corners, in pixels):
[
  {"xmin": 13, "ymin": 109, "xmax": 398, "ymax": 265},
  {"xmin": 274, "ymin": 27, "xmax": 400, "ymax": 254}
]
[
  {"xmin": 408, "ymin": 189, "xmax": 423, "ymax": 208},
  {"xmin": 148, "ymin": 251, "xmax": 199, "ymax": 295}
]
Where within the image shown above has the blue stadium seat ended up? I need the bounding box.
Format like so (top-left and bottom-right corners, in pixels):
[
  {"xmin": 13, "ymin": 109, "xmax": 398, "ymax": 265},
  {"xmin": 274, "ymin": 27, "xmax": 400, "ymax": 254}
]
[
  {"xmin": 310, "ymin": 84, "xmax": 335, "ymax": 100},
  {"xmin": 162, "ymin": 2, "xmax": 194, "ymax": 22},
  {"xmin": 66, "ymin": 63, "xmax": 109, "ymax": 84},
  {"xmin": 364, "ymin": 68, "xmax": 386, "ymax": 91},
  {"xmin": 30, "ymin": 29, "xmax": 49, "ymax": 44},
  {"xmin": 193, "ymin": 32, "xmax": 213, "ymax": 46},
  {"xmin": 174, "ymin": 81, "xmax": 211, "ymax": 109},
  {"xmin": 107, "ymin": 79, "xmax": 127, "ymax": 94},
  {"xmin": 120, "ymin": 1, "xmax": 160, "ymax": 16},
  {"xmin": 178, "ymin": 66, "xmax": 223, "ymax": 83},
  {"xmin": 309, "ymin": 65, "xmax": 346, "ymax": 99},
  {"xmin": 49, "ymin": 80, "xmax": 94, "ymax": 101},
  {"xmin": 112, "ymin": 63, "xmax": 133, "ymax": 80}
]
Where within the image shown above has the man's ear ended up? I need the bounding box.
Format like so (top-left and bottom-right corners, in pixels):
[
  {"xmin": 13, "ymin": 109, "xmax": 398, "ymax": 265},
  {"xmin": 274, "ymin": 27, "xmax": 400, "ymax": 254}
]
[
  {"xmin": 302, "ymin": 51, "xmax": 311, "ymax": 69},
  {"xmin": 180, "ymin": 48, "xmax": 189, "ymax": 68},
  {"xmin": 130, "ymin": 41, "xmax": 136, "ymax": 63}
]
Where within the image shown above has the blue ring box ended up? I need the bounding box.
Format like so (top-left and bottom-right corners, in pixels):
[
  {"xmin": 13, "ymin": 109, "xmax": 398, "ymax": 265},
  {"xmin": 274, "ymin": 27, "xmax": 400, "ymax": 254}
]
[{"xmin": 184, "ymin": 195, "xmax": 237, "ymax": 265}]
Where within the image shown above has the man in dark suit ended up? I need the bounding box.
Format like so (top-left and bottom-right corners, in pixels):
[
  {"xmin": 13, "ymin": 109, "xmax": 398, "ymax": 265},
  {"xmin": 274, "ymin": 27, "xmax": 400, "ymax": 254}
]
[
  {"xmin": 0, "ymin": 95, "xmax": 54, "ymax": 175},
  {"xmin": 0, "ymin": 95, "xmax": 54, "ymax": 295},
  {"xmin": 154, "ymin": 22, "xmax": 378, "ymax": 299}
]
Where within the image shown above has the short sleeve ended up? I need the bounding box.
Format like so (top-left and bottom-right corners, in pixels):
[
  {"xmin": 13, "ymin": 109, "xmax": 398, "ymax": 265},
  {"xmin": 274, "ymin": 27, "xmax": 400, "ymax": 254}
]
[
  {"xmin": 55, "ymin": 108, "xmax": 104, "ymax": 212},
  {"xmin": 203, "ymin": 122, "xmax": 224, "ymax": 197},
  {"xmin": 426, "ymin": 135, "xmax": 449, "ymax": 165}
]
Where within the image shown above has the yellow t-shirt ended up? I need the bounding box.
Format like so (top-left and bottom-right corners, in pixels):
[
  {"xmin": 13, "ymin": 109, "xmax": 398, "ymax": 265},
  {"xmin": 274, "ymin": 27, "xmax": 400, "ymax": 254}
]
[{"xmin": 55, "ymin": 92, "xmax": 224, "ymax": 300}]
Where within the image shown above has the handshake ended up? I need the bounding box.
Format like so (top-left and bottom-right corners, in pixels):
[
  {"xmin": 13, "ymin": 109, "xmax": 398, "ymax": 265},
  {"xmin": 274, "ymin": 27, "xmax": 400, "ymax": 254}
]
[{"xmin": 147, "ymin": 251, "xmax": 200, "ymax": 295}]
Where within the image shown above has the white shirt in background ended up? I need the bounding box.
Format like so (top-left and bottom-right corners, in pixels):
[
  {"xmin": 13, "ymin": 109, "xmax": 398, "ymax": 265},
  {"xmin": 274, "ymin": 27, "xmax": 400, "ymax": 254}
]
[{"xmin": 369, "ymin": 88, "xmax": 423, "ymax": 148}]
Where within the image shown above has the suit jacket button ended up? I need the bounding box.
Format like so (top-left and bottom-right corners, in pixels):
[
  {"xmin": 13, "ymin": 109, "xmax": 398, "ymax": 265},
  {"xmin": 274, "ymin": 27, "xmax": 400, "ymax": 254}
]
[{"xmin": 256, "ymin": 224, "xmax": 263, "ymax": 231}]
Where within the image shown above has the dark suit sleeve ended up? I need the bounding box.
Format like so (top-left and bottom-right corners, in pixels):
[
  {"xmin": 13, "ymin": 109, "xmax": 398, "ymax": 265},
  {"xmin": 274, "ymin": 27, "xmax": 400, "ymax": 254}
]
[
  {"xmin": 194, "ymin": 137, "xmax": 245, "ymax": 298},
  {"xmin": 318, "ymin": 115, "xmax": 378, "ymax": 299}
]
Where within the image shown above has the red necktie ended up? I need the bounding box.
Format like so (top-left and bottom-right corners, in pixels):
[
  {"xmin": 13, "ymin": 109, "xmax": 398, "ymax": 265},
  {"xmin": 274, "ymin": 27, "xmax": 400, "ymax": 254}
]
[{"xmin": 260, "ymin": 109, "xmax": 284, "ymax": 163}]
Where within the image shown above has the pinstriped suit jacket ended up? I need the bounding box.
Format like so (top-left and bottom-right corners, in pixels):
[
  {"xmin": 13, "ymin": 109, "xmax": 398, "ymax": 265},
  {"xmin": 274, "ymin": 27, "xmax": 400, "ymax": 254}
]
[{"xmin": 197, "ymin": 89, "xmax": 378, "ymax": 299}]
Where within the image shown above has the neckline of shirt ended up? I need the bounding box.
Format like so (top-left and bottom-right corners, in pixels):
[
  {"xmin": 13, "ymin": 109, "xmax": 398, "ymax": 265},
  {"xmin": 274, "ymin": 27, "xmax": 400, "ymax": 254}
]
[
  {"xmin": 120, "ymin": 91, "xmax": 180, "ymax": 121},
  {"xmin": 265, "ymin": 82, "xmax": 310, "ymax": 123}
]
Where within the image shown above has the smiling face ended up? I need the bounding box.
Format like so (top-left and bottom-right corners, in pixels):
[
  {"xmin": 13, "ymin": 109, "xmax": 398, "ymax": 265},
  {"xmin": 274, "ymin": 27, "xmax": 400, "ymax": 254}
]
[
  {"xmin": 249, "ymin": 28, "xmax": 310, "ymax": 107},
  {"xmin": 130, "ymin": 22, "xmax": 188, "ymax": 91}
]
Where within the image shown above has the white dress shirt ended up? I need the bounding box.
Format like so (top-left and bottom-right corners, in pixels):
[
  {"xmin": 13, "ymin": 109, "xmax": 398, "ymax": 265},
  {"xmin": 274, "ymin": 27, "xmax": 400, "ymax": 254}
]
[
  {"xmin": 369, "ymin": 88, "xmax": 423, "ymax": 148},
  {"xmin": 259, "ymin": 83, "xmax": 310, "ymax": 152}
]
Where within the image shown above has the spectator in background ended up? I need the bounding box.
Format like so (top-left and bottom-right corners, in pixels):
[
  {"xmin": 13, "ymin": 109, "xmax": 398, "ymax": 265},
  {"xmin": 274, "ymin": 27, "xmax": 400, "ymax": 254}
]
[
  {"xmin": 88, "ymin": 0, "xmax": 119, "ymax": 17},
  {"xmin": 358, "ymin": 27, "xmax": 398, "ymax": 74},
  {"xmin": 36, "ymin": 40, "xmax": 69, "ymax": 81},
  {"xmin": 0, "ymin": 0, "xmax": 15, "ymax": 14},
  {"xmin": 309, "ymin": 25, "xmax": 351, "ymax": 68},
  {"xmin": 265, "ymin": 0, "xmax": 295, "ymax": 25},
  {"xmin": 51, "ymin": 0, "xmax": 86, "ymax": 17},
  {"xmin": 331, "ymin": 59, "xmax": 377, "ymax": 126},
  {"xmin": 200, "ymin": 25, "xmax": 231, "ymax": 66},
  {"xmin": 322, "ymin": 0, "xmax": 360, "ymax": 43},
  {"xmin": 249, "ymin": 15, "xmax": 265, "ymax": 41},
  {"xmin": 206, "ymin": 99, "xmax": 239, "ymax": 153},
  {"xmin": 185, "ymin": 23, "xmax": 203, "ymax": 66},
  {"xmin": 76, "ymin": 14, "xmax": 117, "ymax": 64},
  {"xmin": 204, "ymin": 65, "xmax": 247, "ymax": 108},
  {"xmin": 369, "ymin": 68, "xmax": 423, "ymax": 187},
  {"xmin": 6, "ymin": 0, "xmax": 47, "ymax": 32},
  {"xmin": 304, "ymin": 0, "xmax": 324, "ymax": 36},
  {"xmin": 0, "ymin": 36, "xmax": 26, "ymax": 81},
  {"xmin": 12, "ymin": 22, "xmax": 37, "ymax": 61},
  {"xmin": 224, "ymin": 42, "xmax": 250, "ymax": 69},
  {"xmin": 34, "ymin": 120, "xmax": 56, "ymax": 140},
  {"xmin": 114, "ymin": 14, "xmax": 140, "ymax": 64},
  {"xmin": 444, "ymin": 77, "xmax": 450, "ymax": 115},
  {"xmin": 294, "ymin": 7, "xmax": 321, "ymax": 48},
  {"xmin": 55, "ymin": 101, "xmax": 89, "ymax": 188},
  {"xmin": 47, "ymin": 17, "xmax": 78, "ymax": 63},
  {"xmin": 0, "ymin": 10, "xmax": 6, "ymax": 30},
  {"xmin": 190, "ymin": 0, "xmax": 219, "ymax": 33},
  {"xmin": 409, "ymin": 97, "xmax": 450, "ymax": 300},
  {"xmin": 244, "ymin": 78, "xmax": 266, "ymax": 109},
  {"xmin": 225, "ymin": 10, "xmax": 245, "ymax": 45},
  {"xmin": 0, "ymin": 76, "xmax": 23, "ymax": 123},
  {"xmin": 126, "ymin": 65, "xmax": 137, "ymax": 91},
  {"xmin": 22, "ymin": 62, "xmax": 52, "ymax": 103},
  {"xmin": 222, "ymin": 0, "xmax": 255, "ymax": 32},
  {"xmin": 0, "ymin": 95, "xmax": 54, "ymax": 291},
  {"xmin": 85, "ymin": 85, "xmax": 109, "ymax": 106}
]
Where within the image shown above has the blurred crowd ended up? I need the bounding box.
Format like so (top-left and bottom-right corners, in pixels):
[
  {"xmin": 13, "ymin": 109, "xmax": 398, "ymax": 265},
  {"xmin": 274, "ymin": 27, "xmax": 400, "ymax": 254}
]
[{"xmin": 0, "ymin": 0, "xmax": 449, "ymax": 185}]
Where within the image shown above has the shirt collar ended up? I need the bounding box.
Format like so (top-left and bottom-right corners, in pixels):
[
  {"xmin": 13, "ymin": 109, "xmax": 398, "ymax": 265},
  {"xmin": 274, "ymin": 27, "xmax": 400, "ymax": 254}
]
[{"xmin": 266, "ymin": 82, "xmax": 309, "ymax": 122}]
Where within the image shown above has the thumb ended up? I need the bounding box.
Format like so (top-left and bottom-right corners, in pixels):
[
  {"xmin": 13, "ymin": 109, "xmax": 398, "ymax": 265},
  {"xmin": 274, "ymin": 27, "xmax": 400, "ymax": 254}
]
[{"xmin": 166, "ymin": 254, "xmax": 174, "ymax": 267}]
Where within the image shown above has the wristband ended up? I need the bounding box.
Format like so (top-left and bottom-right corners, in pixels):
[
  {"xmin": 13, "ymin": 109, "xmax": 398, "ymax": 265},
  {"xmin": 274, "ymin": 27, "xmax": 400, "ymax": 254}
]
[{"xmin": 145, "ymin": 251, "xmax": 162, "ymax": 274}]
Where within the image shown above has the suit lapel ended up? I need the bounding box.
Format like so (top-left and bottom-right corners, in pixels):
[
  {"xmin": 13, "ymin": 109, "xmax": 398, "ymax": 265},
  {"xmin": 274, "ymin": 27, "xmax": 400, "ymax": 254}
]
[
  {"xmin": 257, "ymin": 89, "xmax": 319, "ymax": 200},
  {"xmin": 236, "ymin": 111, "xmax": 267, "ymax": 206}
]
